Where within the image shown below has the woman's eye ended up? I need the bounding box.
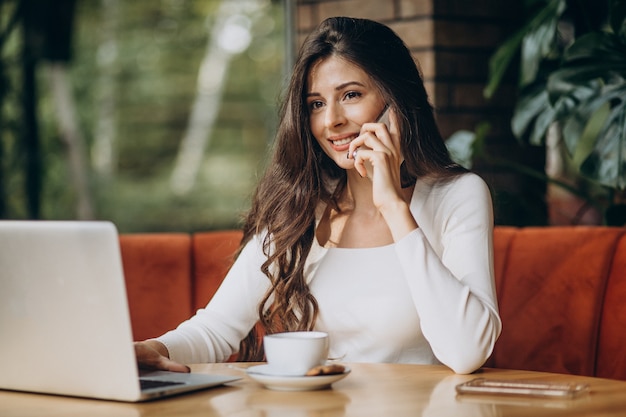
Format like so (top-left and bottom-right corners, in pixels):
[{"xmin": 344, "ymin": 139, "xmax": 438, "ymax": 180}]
[
  {"xmin": 309, "ymin": 101, "xmax": 324, "ymax": 111},
  {"xmin": 344, "ymin": 91, "xmax": 361, "ymax": 100}
]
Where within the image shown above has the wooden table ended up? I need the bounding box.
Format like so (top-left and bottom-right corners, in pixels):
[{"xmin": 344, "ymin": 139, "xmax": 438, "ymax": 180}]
[{"xmin": 2, "ymin": 363, "xmax": 626, "ymax": 416}]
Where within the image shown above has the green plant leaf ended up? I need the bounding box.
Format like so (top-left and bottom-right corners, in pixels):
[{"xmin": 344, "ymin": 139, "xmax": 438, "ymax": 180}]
[
  {"xmin": 484, "ymin": 30, "xmax": 526, "ymax": 99},
  {"xmin": 514, "ymin": 78, "xmax": 599, "ymax": 153},
  {"xmin": 555, "ymin": 81, "xmax": 603, "ymax": 154},
  {"xmin": 576, "ymin": 84, "xmax": 626, "ymax": 188},
  {"xmin": 572, "ymin": 101, "xmax": 611, "ymax": 168},
  {"xmin": 561, "ymin": 32, "xmax": 626, "ymax": 77},
  {"xmin": 512, "ymin": 86, "xmax": 550, "ymax": 140},
  {"xmin": 520, "ymin": 12, "xmax": 559, "ymax": 86},
  {"xmin": 546, "ymin": 24, "xmax": 626, "ymax": 169},
  {"xmin": 530, "ymin": 102, "xmax": 558, "ymax": 145},
  {"xmin": 484, "ymin": 0, "xmax": 566, "ymax": 98},
  {"xmin": 446, "ymin": 130, "xmax": 476, "ymax": 169}
]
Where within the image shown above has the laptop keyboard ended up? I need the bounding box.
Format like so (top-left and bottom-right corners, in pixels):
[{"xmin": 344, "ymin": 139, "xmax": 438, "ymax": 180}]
[{"xmin": 140, "ymin": 378, "xmax": 186, "ymax": 390}]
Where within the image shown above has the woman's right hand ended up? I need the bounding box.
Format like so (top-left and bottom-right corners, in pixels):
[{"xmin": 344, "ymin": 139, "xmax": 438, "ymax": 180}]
[{"xmin": 134, "ymin": 340, "xmax": 191, "ymax": 373}]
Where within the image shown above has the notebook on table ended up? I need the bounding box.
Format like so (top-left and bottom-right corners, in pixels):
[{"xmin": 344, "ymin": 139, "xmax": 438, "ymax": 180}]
[{"xmin": 0, "ymin": 220, "xmax": 239, "ymax": 402}]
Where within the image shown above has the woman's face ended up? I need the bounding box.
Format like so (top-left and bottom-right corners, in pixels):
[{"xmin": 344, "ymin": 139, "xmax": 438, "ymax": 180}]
[{"xmin": 306, "ymin": 56, "xmax": 387, "ymax": 170}]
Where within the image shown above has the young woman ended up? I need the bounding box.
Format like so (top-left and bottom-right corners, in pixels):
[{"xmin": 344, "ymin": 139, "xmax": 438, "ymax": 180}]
[{"xmin": 135, "ymin": 16, "xmax": 501, "ymax": 375}]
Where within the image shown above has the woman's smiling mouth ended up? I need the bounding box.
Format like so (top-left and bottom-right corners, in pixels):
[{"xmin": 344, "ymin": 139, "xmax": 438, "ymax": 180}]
[{"xmin": 329, "ymin": 133, "xmax": 358, "ymax": 150}]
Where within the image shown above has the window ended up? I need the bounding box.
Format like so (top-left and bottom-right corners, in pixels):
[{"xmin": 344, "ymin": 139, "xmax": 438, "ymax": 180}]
[{"xmin": 1, "ymin": 0, "xmax": 289, "ymax": 232}]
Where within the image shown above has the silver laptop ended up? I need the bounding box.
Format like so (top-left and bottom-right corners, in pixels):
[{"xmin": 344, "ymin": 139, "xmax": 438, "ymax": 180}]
[{"xmin": 0, "ymin": 220, "xmax": 239, "ymax": 402}]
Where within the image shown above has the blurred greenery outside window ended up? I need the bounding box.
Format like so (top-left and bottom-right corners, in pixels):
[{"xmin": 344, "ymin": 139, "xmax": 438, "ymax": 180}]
[{"xmin": 1, "ymin": 0, "xmax": 288, "ymax": 232}]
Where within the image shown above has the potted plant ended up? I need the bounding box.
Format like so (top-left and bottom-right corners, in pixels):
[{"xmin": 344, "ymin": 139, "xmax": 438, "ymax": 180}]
[{"xmin": 450, "ymin": 0, "xmax": 626, "ymax": 225}]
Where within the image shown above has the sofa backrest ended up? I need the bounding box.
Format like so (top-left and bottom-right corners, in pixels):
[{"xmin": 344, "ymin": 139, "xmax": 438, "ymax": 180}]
[
  {"xmin": 595, "ymin": 235, "xmax": 626, "ymax": 380},
  {"xmin": 192, "ymin": 230, "xmax": 243, "ymax": 310},
  {"xmin": 120, "ymin": 226, "xmax": 626, "ymax": 379},
  {"xmin": 491, "ymin": 226, "xmax": 626, "ymax": 380},
  {"xmin": 120, "ymin": 231, "xmax": 243, "ymax": 341},
  {"xmin": 120, "ymin": 234, "xmax": 194, "ymax": 341}
]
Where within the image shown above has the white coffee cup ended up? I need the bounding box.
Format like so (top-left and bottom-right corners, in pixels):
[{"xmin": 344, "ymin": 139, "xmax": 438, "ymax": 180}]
[{"xmin": 263, "ymin": 331, "xmax": 329, "ymax": 376}]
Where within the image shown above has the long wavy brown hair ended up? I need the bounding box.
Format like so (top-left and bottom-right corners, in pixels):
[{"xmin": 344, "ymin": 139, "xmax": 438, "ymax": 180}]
[{"xmin": 236, "ymin": 17, "xmax": 466, "ymax": 361}]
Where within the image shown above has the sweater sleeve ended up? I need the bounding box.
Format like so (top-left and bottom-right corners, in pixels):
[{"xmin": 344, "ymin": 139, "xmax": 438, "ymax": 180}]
[
  {"xmin": 156, "ymin": 235, "xmax": 270, "ymax": 364},
  {"xmin": 396, "ymin": 174, "xmax": 501, "ymax": 374}
]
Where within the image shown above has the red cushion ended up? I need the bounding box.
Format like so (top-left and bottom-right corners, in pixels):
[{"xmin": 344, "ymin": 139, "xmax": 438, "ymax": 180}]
[
  {"xmin": 120, "ymin": 234, "xmax": 193, "ymax": 341},
  {"xmin": 492, "ymin": 227, "xmax": 624, "ymax": 376},
  {"xmin": 596, "ymin": 234, "xmax": 626, "ymax": 379},
  {"xmin": 483, "ymin": 226, "xmax": 517, "ymax": 368},
  {"xmin": 192, "ymin": 230, "xmax": 243, "ymax": 310},
  {"xmin": 493, "ymin": 226, "xmax": 517, "ymax": 303}
]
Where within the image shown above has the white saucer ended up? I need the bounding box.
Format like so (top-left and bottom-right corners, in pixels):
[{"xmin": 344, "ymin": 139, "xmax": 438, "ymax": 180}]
[{"xmin": 246, "ymin": 364, "xmax": 351, "ymax": 391}]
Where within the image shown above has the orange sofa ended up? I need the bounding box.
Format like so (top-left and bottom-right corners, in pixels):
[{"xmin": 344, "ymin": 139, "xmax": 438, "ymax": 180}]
[{"xmin": 120, "ymin": 226, "xmax": 626, "ymax": 380}]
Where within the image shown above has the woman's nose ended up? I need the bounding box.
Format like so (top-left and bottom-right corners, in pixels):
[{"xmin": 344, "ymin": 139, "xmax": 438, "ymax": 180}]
[{"xmin": 324, "ymin": 104, "xmax": 345, "ymax": 128}]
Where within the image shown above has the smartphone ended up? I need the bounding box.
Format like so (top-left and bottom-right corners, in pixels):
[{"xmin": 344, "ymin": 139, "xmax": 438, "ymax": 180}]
[
  {"xmin": 455, "ymin": 378, "xmax": 589, "ymax": 399},
  {"xmin": 376, "ymin": 106, "xmax": 390, "ymax": 128}
]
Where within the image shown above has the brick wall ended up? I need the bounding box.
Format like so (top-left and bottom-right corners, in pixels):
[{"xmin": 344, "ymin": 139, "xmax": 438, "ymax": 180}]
[{"xmin": 294, "ymin": 0, "xmax": 547, "ymax": 225}]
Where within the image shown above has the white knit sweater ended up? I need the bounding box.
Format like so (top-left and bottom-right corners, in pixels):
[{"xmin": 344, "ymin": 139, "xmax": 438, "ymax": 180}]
[{"xmin": 157, "ymin": 173, "xmax": 501, "ymax": 374}]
